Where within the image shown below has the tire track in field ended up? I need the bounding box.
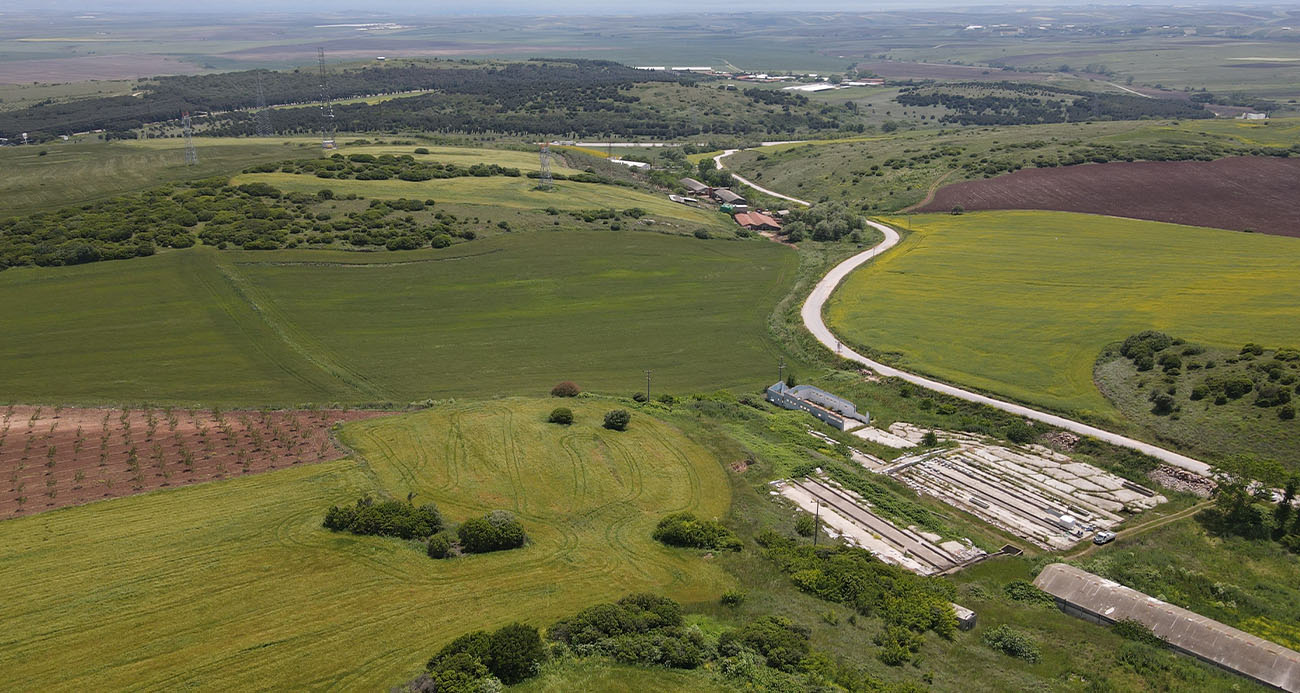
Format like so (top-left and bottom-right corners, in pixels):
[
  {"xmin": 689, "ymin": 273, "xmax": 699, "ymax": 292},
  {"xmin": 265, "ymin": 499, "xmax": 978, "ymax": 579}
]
[
  {"xmin": 596, "ymin": 435, "xmax": 654, "ymax": 581},
  {"xmin": 213, "ymin": 260, "xmax": 389, "ymax": 400},
  {"xmin": 185, "ymin": 252, "xmax": 346, "ymax": 399}
]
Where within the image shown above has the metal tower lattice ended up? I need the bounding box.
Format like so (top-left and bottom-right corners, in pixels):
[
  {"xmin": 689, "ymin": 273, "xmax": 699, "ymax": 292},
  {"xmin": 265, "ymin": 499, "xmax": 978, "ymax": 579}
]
[
  {"xmin": 254, "ymin": 72, "xmax": 273, "ymax": 137},
  {"xmin": 538, "ymin": 143, "xmax": 553, "ymax": 190},
  {"xmin": 182, "ymin": 112, "xmax": 198, "ymax": 165},
  {"xmin": 317, "ymin": 48, "xmax": 336, "ymax": 150}
]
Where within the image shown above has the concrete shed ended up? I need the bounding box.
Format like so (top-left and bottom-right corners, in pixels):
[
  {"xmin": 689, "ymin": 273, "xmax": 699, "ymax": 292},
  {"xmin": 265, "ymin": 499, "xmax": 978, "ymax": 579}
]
[
  {"xmin": 1034, "ymin": 563, "xmax": 1300, "ymax": 692},
  {"xmin": 713, "ymin": 188, "xmax": 747, "ymax": 205},
  {"xmin": 679, "ymin": 177, "xmax": 710, "ymax": 195}
]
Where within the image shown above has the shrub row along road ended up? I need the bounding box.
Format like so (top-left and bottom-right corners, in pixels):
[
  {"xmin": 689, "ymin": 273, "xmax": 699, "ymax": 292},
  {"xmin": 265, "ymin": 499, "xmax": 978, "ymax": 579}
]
[{"xmin": 716, "ymin": 148, "xmax": 1212, "ymax": 477}]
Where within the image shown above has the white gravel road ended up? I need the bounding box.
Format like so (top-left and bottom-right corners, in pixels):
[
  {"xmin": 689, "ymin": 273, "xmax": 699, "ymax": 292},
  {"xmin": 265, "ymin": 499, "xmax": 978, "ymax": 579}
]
[{"xmin": 713, "ymin": 149, "xmax": 812, "ymax": 207}]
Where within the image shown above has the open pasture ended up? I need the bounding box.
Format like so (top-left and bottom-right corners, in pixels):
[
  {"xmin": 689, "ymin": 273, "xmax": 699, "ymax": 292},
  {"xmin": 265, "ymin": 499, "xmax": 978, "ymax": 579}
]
[
  {"xmin": 0, "ymin": 231, "xmax": 795, "ymax": 405},
  {"xmin": 0, "ymin": 398, "xmax": 731, "ymax": 690},
  {"xmin": 825, "ymin": 211, "xmax": 1300, "ymax": 423}
]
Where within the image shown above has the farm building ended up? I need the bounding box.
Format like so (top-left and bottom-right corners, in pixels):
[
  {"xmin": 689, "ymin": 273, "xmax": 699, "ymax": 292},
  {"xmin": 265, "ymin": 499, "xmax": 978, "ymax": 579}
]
[
  {"xmin": 765, "ymin": 381, "xmax": 870, "ymax": 431},
  {"xmin": 679, "ymin": 177, "xmax": 711, "ymax": 195},
  {"xmin": 734, "ymin": 211, "xmax": 782, "ymax": 231},
  {"xmin": 1241, "ymin": 112, "xmax": 1268, "ymax": 120},
  {"xmin": 1034, "ymin": 563, "xmax": 1300, "ymax": 692},
  {"xmin": 713, "ymin": 188, "xmax": 747, "ymax": 205}
]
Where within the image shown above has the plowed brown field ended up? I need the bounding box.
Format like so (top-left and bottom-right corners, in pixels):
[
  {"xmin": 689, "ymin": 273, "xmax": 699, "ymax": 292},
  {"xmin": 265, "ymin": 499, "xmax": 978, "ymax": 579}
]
[
  {"xmin": 918, "ymin": 157, "xmax": 1300, "ymax": 236},
  {"xmin": 0, "ymin": 405, "xmax": 386, "ymax": 518}
]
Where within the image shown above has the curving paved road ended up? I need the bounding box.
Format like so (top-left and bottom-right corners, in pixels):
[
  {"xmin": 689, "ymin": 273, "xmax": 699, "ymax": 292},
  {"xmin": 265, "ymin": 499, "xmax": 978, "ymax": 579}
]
[
  {"xmin": 714, "ymin": 149, "xmax": 812, "ymax": 207},
  {"xmin": 802, "ymin": 219, "xmax": 1212, "ymax": 476},
  {"xmin": 716, "ymin": 145, "xmax": 1210, "ymax": 475}
]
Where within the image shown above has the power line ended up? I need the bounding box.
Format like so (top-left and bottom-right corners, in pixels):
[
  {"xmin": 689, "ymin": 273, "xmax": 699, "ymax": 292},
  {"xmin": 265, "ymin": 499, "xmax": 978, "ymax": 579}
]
[
  {"xmin": 254, "ymin": 72, "xmax": 273, "ymax": 137},
  {"xmin": 538, "ymin": 143, "xmax": 553, "ymax": 190},
  {"xmin": 317, "ymin": 48, "xmax": 336, "ymax": 150},
  {"xmin": 181, "ymin": 112, "xmax": 198, "ymax": 165}
]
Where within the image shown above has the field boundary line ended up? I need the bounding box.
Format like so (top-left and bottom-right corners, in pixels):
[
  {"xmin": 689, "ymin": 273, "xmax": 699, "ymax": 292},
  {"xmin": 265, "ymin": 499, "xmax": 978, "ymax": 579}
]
[
  {"xmin": 214, "ymin": 261, "xmax": 390, "ymax": 400},
  {"xmin": 901, "ymin": 169, "xmax": 956, "ymax": 213}
]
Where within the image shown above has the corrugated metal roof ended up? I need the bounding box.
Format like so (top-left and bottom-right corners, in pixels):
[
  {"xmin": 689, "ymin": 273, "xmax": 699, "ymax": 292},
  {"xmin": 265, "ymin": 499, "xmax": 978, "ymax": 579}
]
[
  {"xmin": 1034, "ymin": 563, "xmax": 1300, "ymax": 692},
  {"xmin": 714, "ymin": 189, "xmax": 746, "ymax": 203}
]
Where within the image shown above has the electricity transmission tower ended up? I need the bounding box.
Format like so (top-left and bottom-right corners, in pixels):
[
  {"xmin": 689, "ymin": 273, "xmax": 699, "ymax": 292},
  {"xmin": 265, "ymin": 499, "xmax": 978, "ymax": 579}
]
[
  {"xmin": 182, "ymin": 112, "xmax": 198, "ymax": 165},
  {"xmin": 254, "ymin": 72, "xmax": 273, "ymax": 137},
  {"xmin": 538, "ymin": 143, "xmax": 553, "ymax": 190},
  {"xmin": 317, "ymin": 48, "xmax": 336, "ymax": 150}
]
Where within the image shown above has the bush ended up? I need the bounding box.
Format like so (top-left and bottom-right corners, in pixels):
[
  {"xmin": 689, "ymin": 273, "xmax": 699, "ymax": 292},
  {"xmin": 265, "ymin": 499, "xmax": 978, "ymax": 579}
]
[
  {"xmin": 717, "ymin": 616, "xmax": 810, "ymax": 672},
  {"xmin": 323, "ymin": 498, "xmax": 442, "ymax": 540},
  {"xmin": 794, "ymin": 513, "xmax": 819, "ymax": 537},
  {"xmin": 982, "ymin": 624, "xmax": 1040, "ymax": 663},
  {"xmin": 550, "ymin": 381, "xmax": 580, "ymax": 397},
  {"xmin": 425, "ymin": 622, "xmax": 544, "ymax": 688},
  {"xmin": 1003, "ymin": 580, "xmax": 1054, "ymax": 605},
  {"xmin": 1112, "ymin": 619, "xmax": 1165, "ymax": 647},
  {"xmin": 488, "ymin": 623, "xmax": 546, "ymax": 684},
  {"xmin": 693, "ymin": 229, "xmax": 711, "ymax": 239},
  {"xmin": 1280, "ymin": 404, "xmax": 1296, "ymax": 420},
  {"xmin": 427, "ymin": 534, "xmax": 452, "ymax": 559},
  {"xmin": 1121, "ymin": 331, "xmax": 1173, "ymax": 360},
  {"xmin": 1005, "ymin": 421, "xmax": 1035, "ymax": 445},
  {"xmin": 547, "ymin": 407, "xmax": 573, "ymax": 425},
  {"xmin": 414, "ymin": 147, "xmax": 430, "ymax": 154},
  {"xmin": 652, "ymin": 511, "xmax": 742, "ymax": 551},
  {"xmin": 457, "ymin": 510, "xmax": 527, "ymax": 554},
  {"xmin": 603, "ymin": 409, "xmax": 631, "ymax": 431},
  {"xmin": 548, "ymin": 594, "xmax": 708, "ymax": 669},
  {"xmin": 430, "ymin": 233, "xmax": 452, "ymax": 249},
  {"xmin": 631, "ymin": 391, "xmax": 648, "ymax": 403},
  {"xmin": 721, "ymin": 589, "xmax": 746, "ymax": 607}
]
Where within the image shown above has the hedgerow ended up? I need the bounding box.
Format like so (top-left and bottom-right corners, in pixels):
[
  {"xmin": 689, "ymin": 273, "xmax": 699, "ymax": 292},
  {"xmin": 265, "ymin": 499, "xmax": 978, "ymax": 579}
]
[
  {"xmin": 652, "ymin": 511, "xmax": 742, "ymax": 551},
  {"xmin": 322, "ymin": 497, "xmax": 442, "ymax": 540}
]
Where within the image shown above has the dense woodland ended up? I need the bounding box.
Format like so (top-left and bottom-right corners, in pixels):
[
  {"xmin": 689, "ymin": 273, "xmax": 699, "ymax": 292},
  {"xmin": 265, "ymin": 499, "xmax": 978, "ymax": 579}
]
[
  {"xmin": 896, "ymin": 82, "xmax": 1212, "ymax": 125},
  {"xmin": 0, "ymin": 60, "xmax": 688, "ymax": 142}
]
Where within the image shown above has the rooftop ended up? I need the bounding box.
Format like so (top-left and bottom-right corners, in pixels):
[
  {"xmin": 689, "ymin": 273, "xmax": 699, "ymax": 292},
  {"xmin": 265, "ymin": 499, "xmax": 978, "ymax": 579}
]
[{"xmin": 1034, "ymin": 563, "xmax": 1300, "ymax": 692}]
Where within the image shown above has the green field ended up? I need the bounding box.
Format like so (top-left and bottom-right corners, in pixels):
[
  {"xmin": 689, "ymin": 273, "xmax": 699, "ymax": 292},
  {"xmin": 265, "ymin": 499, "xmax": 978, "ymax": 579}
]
[
  {"xmin": 825, "ymin": 210, "xmax": 1300, "ymax": 424},
  {"xmin": 0, "ymin": 398, "xmax": 731, "ymax": 690},
  {"xmin": 0, "ymin": 231, "xmax": 795, "ymax": 406}
]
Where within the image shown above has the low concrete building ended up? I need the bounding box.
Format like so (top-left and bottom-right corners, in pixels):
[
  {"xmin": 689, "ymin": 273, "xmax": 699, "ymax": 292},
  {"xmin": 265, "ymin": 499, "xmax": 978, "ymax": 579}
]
[
  {"xmin": 679, "ymin": 177, "xmax": 711, "ymax": 195},
  {"xmin": 765, "ymin": 382, "xmax": 870, "ymax": 431},
  {"xmin": 734, "ymin": 211, "xmax": 782, "ymax": 231},
  {"xmin": 713, "ymin": 188, "xmax": 747, "ymax": 205},
  {"xmin": 1034, "ymin": 563, "xmax": 1300, "ymax": 692}
]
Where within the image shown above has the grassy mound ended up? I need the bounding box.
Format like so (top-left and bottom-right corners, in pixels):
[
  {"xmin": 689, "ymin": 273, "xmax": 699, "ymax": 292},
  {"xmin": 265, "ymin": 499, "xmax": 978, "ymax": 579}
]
[
  {"xmin": 0, "ymin": 398, "xmax": 730, "ymax": 690},
  {"xmin": 825, "ymin": 210, "xmax": 1300, "ymax": 427}
]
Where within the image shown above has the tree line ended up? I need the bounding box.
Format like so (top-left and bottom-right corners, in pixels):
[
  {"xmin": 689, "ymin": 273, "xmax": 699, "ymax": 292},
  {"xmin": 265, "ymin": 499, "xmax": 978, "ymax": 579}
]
[{"xmin": 896, "ymin": 82, "xmax": 1212, "ymax": 126}]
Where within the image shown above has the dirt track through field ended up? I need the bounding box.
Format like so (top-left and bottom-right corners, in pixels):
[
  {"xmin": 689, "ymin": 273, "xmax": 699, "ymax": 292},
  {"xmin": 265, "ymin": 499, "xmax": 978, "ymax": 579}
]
[
  {"xmin": 917, "ymin": 157, "xmax": 1300, "ymax": 236},
  {"xmin": 0, "ymin": 405, "xmax": 385, "ymax": 518}
]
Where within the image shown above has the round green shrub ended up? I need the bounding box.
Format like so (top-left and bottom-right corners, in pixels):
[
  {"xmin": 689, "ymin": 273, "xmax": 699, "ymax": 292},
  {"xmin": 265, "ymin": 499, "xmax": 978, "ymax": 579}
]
[
  {"xmin": 603, "ymin": 409, "xmax": 631, "ymax": 431},
  {"xmin": 427, "ymin": 534, "xmax": 452, "ymax": 559},
  {"xmin": 547, "ymin": 407, "xmax": 573, "ymax": 425}
]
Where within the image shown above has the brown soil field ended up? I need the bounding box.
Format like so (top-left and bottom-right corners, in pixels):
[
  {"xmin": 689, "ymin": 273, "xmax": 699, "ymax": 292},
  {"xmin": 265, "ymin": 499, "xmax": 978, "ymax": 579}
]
[
  {"xmin": 0, "ymin": 405, "xmax": 386, "ymax": 519},
  {"xmin": 0, "ymin": 55, "xmax": 205, "ymax": 84},
  {"xmin": 917, "ymin": 157, "xmax": 1300, "ymax": 236}
]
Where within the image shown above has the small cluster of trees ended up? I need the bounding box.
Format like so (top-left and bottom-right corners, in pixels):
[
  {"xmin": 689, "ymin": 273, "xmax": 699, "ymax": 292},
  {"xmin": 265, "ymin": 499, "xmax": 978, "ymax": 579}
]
[
  {"xmin": 1208, "ymin": 458, "xmax": 1300, "ymax": 553},
  {"xmin": 322, "ymin": 497, "xmax": 443, "ymax": 540},
  {"xmin": 1120, "ymin": 332, "xmax": 1297, "ymax": 418},
  {"xmin": 455, "ymin": 510, "xmax": 528, "ymax": 555},
  {"xmin": 652, "ymin": 511, "xmax": 742, "ymax": 551},
  {"xmin": 756, "ymin": 529, "xmax": 957, "ymax": 665},
  {"xmin": 779, "ymin": 202, "xmax": 868, "ymax": 243},
  {"xmin": 406, "ymin": 622, "xmax": 547, "ymax": 691}
]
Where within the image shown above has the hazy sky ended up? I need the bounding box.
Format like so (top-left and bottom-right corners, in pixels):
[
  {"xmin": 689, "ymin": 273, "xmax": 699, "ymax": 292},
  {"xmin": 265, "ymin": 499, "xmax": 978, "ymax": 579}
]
[{"xmin": 8, "ymin": 0, "xmax": 1200, "ymax": 13}]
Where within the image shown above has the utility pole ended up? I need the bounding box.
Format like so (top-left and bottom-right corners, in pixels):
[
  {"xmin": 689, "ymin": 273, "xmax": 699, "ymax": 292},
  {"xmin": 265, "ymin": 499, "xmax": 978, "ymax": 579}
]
[
  {"xmin": 317, "ymin": 48, "xmax": 336, "ymax": 150},
  {"xmin": 538, "ymin": 143, "xmax": 553, "ymax": 191},
  {"xmin": 181, "ymin": 112, "xmax": 198, "ymax": 165},
  {"xmin": 778, "ymin": 358, "xmax": 786, "ymax": 385},
  {"xmin": 644, "ymin": 369, "xmax": 653, "ymax": 402},
  {"xmin": 813, "ymin": 502, "xmax": 821, "ymax": 546}
]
